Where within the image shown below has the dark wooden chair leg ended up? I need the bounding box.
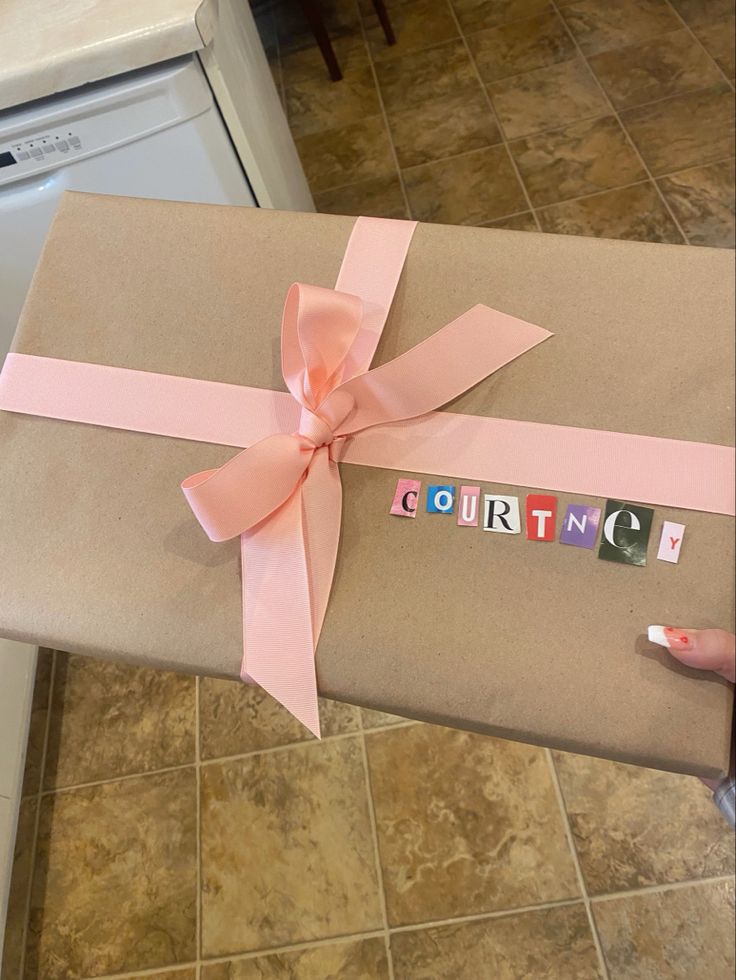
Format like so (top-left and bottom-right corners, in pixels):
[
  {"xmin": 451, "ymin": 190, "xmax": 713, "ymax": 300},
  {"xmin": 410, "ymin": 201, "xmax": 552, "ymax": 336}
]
[
  {"xmin": 298, "ymin": 0, "xmax": 343, "ymax": 80},
  {"xmin": 371, "ymin": 0, "xmax": 396, "ymax": 45}
]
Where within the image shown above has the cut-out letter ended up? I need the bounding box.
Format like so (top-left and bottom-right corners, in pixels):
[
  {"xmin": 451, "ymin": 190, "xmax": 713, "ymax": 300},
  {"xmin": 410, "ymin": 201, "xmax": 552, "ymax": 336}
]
[
  {"xmin": 526, "ymin": 494, "xmax": 557, "ymax": 541},
  {"xmin": 598, "ymin": 499, "xmax": 653, "ymax": 566},
  {"xmin": 390, "ymin": 478, "xmax": 421, "ymax": 518},
  {"xmin": 559, "ymin": 504, "xmax": 601, "ymax": 549},
  {"xmin": 657, "ymin": 521, "xmax": 685, "ymax": 563},
  {"xmin": 457, "ymin": 486, "xmax": 480, "ymax": 527},
  {"xmin": 427, "ymin": 485, "xmax": 455, "ymax": 514},
  {"xmin": 483, "ymin": 495, "xmax": 521, "ymax": 534}
]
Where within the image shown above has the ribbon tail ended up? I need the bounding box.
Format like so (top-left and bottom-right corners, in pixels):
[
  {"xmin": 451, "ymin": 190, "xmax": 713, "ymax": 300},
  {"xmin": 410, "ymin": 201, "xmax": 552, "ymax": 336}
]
[
  {"xmin": 240, "ymin": 488, "xmax": 321, "ymax": 738},
  {"xmin": 301, "ymin": 447, "xmax": 343, "ymax": 644}
]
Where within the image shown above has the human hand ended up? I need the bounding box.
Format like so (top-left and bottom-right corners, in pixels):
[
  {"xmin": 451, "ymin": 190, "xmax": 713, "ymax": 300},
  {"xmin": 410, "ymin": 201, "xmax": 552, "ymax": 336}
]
[
  {"xmin": 648, "ymin": 625, "xmax": 735, "ymax": 824},
  {"xmin": 647, "ymin": 626, "xmax": 735, "ymax": 683}
]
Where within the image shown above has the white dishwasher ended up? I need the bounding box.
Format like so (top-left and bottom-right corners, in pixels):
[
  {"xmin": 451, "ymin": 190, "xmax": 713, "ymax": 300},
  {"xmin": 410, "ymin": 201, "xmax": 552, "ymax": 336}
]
[
  {"xmin": 0, "ymin": 53, "xmax": 257, "ymax": 350},
  {"xmin": 0, "ymin": 52, "xmax": 258, "ymax": 953}
]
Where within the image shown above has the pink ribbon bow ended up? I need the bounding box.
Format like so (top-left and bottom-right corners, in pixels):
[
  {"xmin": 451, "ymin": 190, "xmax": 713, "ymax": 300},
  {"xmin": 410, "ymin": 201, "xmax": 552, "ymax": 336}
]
[{"xmin": 181, "ymin": 276, "xmax": 550, "ymax": 735}]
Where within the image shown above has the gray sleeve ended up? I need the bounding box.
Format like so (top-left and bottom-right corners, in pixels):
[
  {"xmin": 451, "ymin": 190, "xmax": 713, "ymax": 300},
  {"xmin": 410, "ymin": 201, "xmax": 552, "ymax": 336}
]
[{"xmin": 713, "ymin": 778, "xmax": 736, "ymax": 829}]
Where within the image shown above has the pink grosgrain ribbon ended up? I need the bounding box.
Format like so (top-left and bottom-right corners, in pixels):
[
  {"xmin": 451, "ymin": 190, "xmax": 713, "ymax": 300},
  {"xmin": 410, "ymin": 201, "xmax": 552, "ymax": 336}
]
[
  {"xmin": 181, "ymin": 266, "xmax": 553, "ymax": 735},
  {"xmin": 0, "ymin": 216, "xmax": 733, "ymax": 736}
]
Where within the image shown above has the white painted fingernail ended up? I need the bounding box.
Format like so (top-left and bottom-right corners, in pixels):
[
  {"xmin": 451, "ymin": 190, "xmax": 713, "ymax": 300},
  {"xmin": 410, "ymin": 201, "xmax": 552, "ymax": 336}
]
[{"xmin": 648, "ymin": 625, "xmax": 668, "ymax": 647}]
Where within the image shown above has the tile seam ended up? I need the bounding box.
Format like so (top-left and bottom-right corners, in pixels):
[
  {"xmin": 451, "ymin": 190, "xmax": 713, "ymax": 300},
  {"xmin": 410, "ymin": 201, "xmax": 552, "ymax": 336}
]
[
  {"xmin": 44, "ymin": 720, "xmax": 406, "ymax": 795},
  {"xmin": 366, "ymin": 29, "xmax": 464, "ymax": 68},
  {"xmin": 357, "ymin": 711, "xmax": 395, "ymax": 980},
  {"xmin": 446, "ymin": 0, "xmax": 542, "ymax": 229},
  {"xmin": 17, "ymin": 649, "xmax": 58, "ymax": 980},
  {"xmin": 42, "ymin": 761, "xmax": 197, "ymax": 796},
  {"xmin": 546, "ymin": 749, "xmax": 611, "ymax": 980},
  {"xmin": 534, "ymin": 176, "xmax": 651, "ymax": 212},
  {"xmin": 388, "ymin": 896, "xmax": 586, "ymax": 934},
  {"xmin": 471, "ymin": 208, "xmax": 538, "ymax": 226},
  {"xmin": 80, "ymin": 873, "xmax": 736, "ymax": 978},
  {"xmin": 355, "ymin": 0, "xmax": 413, "ymax": 218},
  {"xmin": 40, "ymin": 721, "xmax": 421, "ymax": 796},
  {"xmin": 590, "ymin": 873, "xmax": 736, "ymax": 903},
  {"xmin": 185, "ymin": 929, "xmax": 386, "ymax": 971},
  {"xmin": 200, "ymin": 729, "xmax": 363, "ymax": 765},
  {"xmin": 83, "ymin": 963, "xmax": 200, "ymax": 980},
  {"xmin": 453, "ymin": 1, "xmax": 579, "ymax": 37},
  {"xmin": 651, "ymin": 153, "xmax": 736, "ymax": 180},
  {"xmin": 479, "ymin": 61, "xmax": 729, "ymax": 111},
  {"xmin": 660, "ymin": 0, "xmax": 736, "ymax": 92},
  {"xmin": 613, "ymin": 81, "xmax": 733, "ymax": 117}
]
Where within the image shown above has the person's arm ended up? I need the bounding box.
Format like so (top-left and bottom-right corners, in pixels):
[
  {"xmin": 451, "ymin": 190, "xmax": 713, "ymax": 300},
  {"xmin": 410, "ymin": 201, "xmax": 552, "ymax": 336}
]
[{"xmin": 648, "ymin": 625, "xmax": 735, "ymax": 827}]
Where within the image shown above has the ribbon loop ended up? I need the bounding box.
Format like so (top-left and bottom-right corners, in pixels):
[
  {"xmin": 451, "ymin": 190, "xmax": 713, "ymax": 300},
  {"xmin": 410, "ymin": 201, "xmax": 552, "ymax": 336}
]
[
  {"xmin": 181, "ymin": 432, "xmax": 311, "ymax": 542},
  {"xmin": 282, "ymin": 282, "xmax": 364, "ymax": 408}
]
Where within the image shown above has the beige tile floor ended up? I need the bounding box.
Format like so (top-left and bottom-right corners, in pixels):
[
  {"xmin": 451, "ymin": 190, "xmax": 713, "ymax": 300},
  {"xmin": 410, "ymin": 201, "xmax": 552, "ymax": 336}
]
[
  {"xmin": 3, "ymin": 1, "xmax": 736, "ymax": 977},
  {"xmin": 2, "ymin": 649, "xmax": 735, "ymax": 980},
  {"xmin": 268, "ymin": 0, "xmax": 734, "ymax": 244}
]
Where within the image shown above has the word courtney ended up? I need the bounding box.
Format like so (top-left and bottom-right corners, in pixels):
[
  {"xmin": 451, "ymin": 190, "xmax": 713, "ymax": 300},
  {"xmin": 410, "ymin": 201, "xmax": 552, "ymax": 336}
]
[{"xmin": 389, "ymin": 479, "xmax": 686, "ymax": 566}]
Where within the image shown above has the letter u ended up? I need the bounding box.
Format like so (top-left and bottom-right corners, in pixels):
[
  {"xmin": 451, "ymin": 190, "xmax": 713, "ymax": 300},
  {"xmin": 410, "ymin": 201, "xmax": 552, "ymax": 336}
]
[{"xmin": 461, "ymin": 493, "xmax": 477, "ymax": 523}]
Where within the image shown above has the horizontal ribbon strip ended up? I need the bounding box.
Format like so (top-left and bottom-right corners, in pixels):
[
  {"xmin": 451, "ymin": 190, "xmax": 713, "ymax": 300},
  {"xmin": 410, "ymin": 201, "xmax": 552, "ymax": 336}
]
[{"xmin": 2, "ymin": 352, "xmax": 733, "ymax": 516}]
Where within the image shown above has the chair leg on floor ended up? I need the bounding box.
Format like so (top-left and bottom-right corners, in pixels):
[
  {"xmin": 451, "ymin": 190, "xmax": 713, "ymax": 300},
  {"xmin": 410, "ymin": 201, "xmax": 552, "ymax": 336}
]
[
  {"xmin": 372, "ymin": 0, "xmax": 396, "ymax": 45},
  {"xmin": 298, "ymin": 0, "xmax": 343, "ymax": 81}
]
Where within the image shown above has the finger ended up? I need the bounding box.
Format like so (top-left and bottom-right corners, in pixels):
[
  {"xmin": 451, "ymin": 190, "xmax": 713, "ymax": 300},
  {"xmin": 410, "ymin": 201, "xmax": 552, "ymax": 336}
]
[{"xmin": 648, "ymin": 626, "xmax": 736, "ymax": 683}]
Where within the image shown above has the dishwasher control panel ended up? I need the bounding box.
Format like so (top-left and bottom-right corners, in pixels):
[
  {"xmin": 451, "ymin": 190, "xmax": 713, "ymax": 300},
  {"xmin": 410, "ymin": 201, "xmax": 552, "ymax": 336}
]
[
  {"xmin": 0, "ymin": 56, "xmax": 215, "ymax": 189},
  {"xmin": 1, "ymin": 130, "xmax": 83, "ymax": 172}
]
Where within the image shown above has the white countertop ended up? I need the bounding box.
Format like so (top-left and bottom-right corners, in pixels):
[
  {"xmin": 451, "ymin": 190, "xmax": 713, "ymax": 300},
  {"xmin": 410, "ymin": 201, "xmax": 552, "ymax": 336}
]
[{"xmin": 0, "ymin": 0, "xmax": 216, "ymax": 112}]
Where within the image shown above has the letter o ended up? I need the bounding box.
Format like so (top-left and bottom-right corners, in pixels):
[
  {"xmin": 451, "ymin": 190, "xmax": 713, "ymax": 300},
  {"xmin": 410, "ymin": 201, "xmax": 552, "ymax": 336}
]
[{"xmin": 433, "ymin": 489, "xmax": 453, "ymax": 512}]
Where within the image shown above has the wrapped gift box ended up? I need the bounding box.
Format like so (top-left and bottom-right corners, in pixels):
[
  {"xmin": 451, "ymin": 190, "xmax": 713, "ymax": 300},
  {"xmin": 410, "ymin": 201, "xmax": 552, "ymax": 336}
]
[{"xmin": 0, "ymin": 191, "xmax": 733, "ymax": 777}]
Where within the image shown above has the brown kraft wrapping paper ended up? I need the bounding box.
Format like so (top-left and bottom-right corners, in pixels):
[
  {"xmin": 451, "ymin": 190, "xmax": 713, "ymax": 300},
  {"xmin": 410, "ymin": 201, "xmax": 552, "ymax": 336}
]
[{"xmin": 0, "ymin": 192, "xmax": 733, "ymax": 778}]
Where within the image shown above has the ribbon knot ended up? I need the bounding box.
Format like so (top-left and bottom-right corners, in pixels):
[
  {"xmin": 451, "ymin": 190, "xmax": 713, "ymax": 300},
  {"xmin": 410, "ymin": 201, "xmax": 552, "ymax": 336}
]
[{"xmin": 298, "ymin": 408, "xmax": 334, "ymax": 449}]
